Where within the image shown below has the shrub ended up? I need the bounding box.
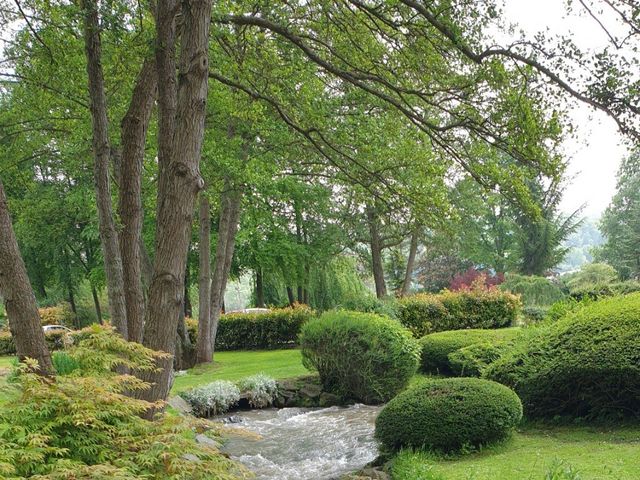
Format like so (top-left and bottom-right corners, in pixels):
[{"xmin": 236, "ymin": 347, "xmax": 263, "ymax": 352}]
[
  {"xmin": 0, "ymin": 326, "xmax": 243, "ymax": 479},
  {"xmin": 396, "ymin": 295, "xmax": 449, "ymax": 337},
  {"xmin": 186, "ymin": 304, "xmax": 314, "ymax": 350},
  {"xmin": 180, "ymin": 380, "xmax": 241, "ymax": 417},
  {"xmin": 51, "ymin": 351, "xmax": 80, "ymax": 375},
  {"xmin": 522, "ymin": 305, "xmax": 548, "ymax": 323},
  {"xmin": 500, "ymin": 274, "xmax": 565, "ymax": 307},
  {"xmin": 299, "ymin": 310, "xmax": 420, "ymax": 403},
  {"xmin": 448, "ymin": 342, "xmax": 507, "ymax": 377},
  {"xmin": 486, "ymin": 293, "xmax": 640, "ymax": 419},
  {"xmin": 0, "ymin": 326, "xmax": 93, "ymax": 356},
  {"xmin": 397, "ymin": 288, "xmax": 520, "ymax": 337},
  {"xmin": 38, "ymin": 304, "xmax": 76, "ymax": 327},
  {"xmin": 419, "ymin": 327, "xmax": 521, "ymax": 375},
  {"xmin": 237, "ymin": 373, "xmax": 278, "ymax": 408},
  {"xmin": 449, "ymin": 268, "xmax": 504, "ymax": 291},
  {"xmin": 375, "ymin": 378, "xmax": 522, "ymax": 453}
]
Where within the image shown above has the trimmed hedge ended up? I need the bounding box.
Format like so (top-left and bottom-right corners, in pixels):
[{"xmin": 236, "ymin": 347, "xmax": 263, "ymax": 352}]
[
  {"xmin": 397, "ymin": 289, "xmax": 520, "ymax": 337},
  {"xmin": 448, "ymin": 342, "xmax": 505, "ymax": 377},
  {"xmin": 486, "ymin": 293, "xmax": 640, "ymax": 419},
  {"xmin": 375, "ymin": 378, "xmax": 522, "ymax": 453},
  {"xmin": 419, "ymin": 327, "xmax": 521, "ymax": 375},
  {"xmin": 299, "ymin": 310, "xmax": 420, "ymax": 404},
  {"xmin": 186, "ymin": 305, "xmax": 314, "ymax": 350}
]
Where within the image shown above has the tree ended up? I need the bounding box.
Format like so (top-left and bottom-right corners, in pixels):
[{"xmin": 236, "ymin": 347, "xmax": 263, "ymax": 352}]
[
  {"xmin": 0, "ymin": 178, "xmax": 53, "ymax": 374},
  {"xmin": 597, "ymin": 150, "xmax": 640, "ymax": 279}
]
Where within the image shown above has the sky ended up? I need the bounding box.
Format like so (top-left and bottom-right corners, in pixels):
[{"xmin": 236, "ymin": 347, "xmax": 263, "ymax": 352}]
[{"xmin": 502, "ymin": 0, "xmax": 631, "ymax": 218}]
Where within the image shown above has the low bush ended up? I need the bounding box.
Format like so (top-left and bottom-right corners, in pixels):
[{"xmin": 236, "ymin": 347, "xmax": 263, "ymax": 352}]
[
  {"xmin": 500, "ymin": 274, "xmax": 565, "ymax": 307},
  {"xmin": 448, "ymin": 342, "xmax": 506, "ymax": 377},
  {"xmin": 186, "ymin": 304, "xmax": 314, "ymax": 350},
  {"xmin": 486, "ymin": 293, "xmax": 640, "ymax": 419},
  {"xmin": 375, "ymin": 378, "xmax": 522, "ymax": 453},
  {"xmin": 237, "ymin": 373, "xmax": 278, "ymax": 408},
  {"xmin": 0, "ymin": 326, "xmax": 243, "ymax": 479},
  {"xmin": 180, "ymin": 380, "xmax": 241, "ymax": 417},
  {"xmin": 522, "ymin": 305, "xmax": 548, "ymax": 323},
  {"xmin": 397, "ymin": 288, "xmax": 520, "ymax": 337},
  {"xmin": 0, "ymin": 326, "xmax": 93, "ymax": 356},
  {"xmin": 419, "ymin": 327, "xmax": 521, "ymax": 375},
  {"xmin": 299, "ymin": 310, "xmax": 420, "ymax": 403},
  {"xmin": 51, "ymin": 351, "xmax": 81, "ymax": 375}
]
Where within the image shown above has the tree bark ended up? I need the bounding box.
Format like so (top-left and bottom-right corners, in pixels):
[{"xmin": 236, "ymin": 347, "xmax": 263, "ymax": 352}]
[
  {"xmin": 0, "ymin": 179, "xmax": 53, "ymax": 375},
  {"xmin": 81, "ymin": 0, "xmax": 128, "ymax": 339},
  {"xmin": 119, "ymin": 58, "xmax": 157, "ymax": 343},
  {"xmin": 196, "ymin": 194, "xmax": 212, "ymax": 363},
  {"xmin": 400, "ymin": 227, "xmax": 419, "ymax": 297},
  {"xmin": 210, "ymin": 182, "xmax": 242, "ymax": 361},
  {"xmin": 286, "ymin": 286, "xmax": 295, "ymax": 305},
  {"xmin": 138, "ymin": 0, "xmax": 211, "ymax": 406},
  {"xmin": 366, "ymin": 204, "xmax": 388, "ymax": 298},
  {"xmin": 91, "ymin": 285, "xmax": 103, "ymax": 325},
  {"xmin": 184, "ymin": 262, "xmax": 193, "ymax": 318},
  {"xmin": 255, "ymin": 268, "xmax": 265, "ymax": 308}
]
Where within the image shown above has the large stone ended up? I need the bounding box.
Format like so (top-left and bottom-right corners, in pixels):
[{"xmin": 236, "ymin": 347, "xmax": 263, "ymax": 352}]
[
  {"xmin": 319, "ymin": 392, "xmax": 341, "ymax": 407},
  {"xmin": 195, "ymin": 433, "xmax": 221, "ymax": 449},
  {"xmin": 168, "ymin": 395, "xmax": 192, "ymax": 414},
  {"xmin": 299, "ymin": 383, "xmax": 322, "ymax": 399}
]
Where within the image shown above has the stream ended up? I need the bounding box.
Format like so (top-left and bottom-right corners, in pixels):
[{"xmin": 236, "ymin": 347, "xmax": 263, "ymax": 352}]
[{"xmin": 220, "ymin": 404, "xmax": 382, "ymax": 480}]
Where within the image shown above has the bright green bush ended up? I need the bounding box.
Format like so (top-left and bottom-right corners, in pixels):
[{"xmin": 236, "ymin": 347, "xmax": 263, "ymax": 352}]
[
  {"xmin": 500, "ymin": 274, "xmax": 565, "ymax": 307},
  {"xmin": 448, "ymin": 342, "xmax": 506, "ymax": 377},
  {"xmin": 0, "ymin": 326, "xmax": 243, "ymax": 479},
  {"xmin": 186, "ymin": 304, "xmax": 314, "ymax": 350},
  {"xmin": 375, "ymin": 378, "xmax": 522, "ymax": 453},
  {"xmin": 486, "ymin": 293, "xmax": 640, "ymax": 419},
  {"xmin": 397, "ymin": 289, "xmax": 520, "ymax": 337},
  {"xmin": 419, "ymin": 327, "xmax": 521, "ymax": 374},
  {"xmin": 299, "ymin": 310, "xmax": 420, "ymax": 403}
]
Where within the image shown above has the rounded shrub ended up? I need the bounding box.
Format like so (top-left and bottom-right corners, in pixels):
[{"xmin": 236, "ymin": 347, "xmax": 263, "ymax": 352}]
[
  {"xmin": 448, "ymin": 342, "xmax": 505, "ymax": 377},
  {"xmin": 486, "ymin": 293, "xmax": 640, "ymax": 419},
  {"xmin": 299, "ymin": 310, "xmax": 420, "ymax": 403},
  {"xmin": 419, "ymin": 327, "xmax": 520, "ymax": 374},
  {"xmin": 375, "ymin": 378, "xmax": 522, "ymax": 453}
]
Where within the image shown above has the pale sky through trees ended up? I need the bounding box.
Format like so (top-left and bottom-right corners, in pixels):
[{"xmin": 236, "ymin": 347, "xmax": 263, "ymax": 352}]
[{"xmin": 504, "ymin": 0, "xmax": 631, "ymax": 218}]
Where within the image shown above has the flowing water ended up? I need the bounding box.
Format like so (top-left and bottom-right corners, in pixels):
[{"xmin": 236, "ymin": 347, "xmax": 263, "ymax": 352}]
[{"xmin": 221, "ymin": 405, "xmax": 382, "ymax": 480}]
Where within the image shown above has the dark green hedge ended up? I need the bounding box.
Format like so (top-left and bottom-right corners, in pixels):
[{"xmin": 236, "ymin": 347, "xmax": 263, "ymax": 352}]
[
  {"xmin": 419, "ymin": 327, "xmax": 521, "ymax": 375},
  {"xmin": 486, "ymin": 293, "xmax": 640, "ymax": 419},
  {"xmin": 186, "ymin": 305, "xmax": 314, "ymax": 350},
  {"xmin": 375, "ymin": 378, "xmax": 522, "ymax": 453},
  {"xmin": 299, "ymin": 310, "xmax": 420, "ymax": 404},
  {"xmin": 397, "ymin": 289, "xmax": 520, "ymax": 337}
]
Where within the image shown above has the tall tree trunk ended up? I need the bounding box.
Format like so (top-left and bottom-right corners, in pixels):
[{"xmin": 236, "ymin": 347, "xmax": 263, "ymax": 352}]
[
  {"xmin": 138, "ymin": 0, "xmax": 212, "ymax": 406},
  {"xmin": 81, "ymin": 0, "xmax": 128, "ymax": 339},
  {"xmin": 184, "ymin": 262, "xmax": 192, "ymax": 317},
  {"xmin": 255, "ymin": 268, "xmax": 265, "ymax": 308},
  {"xmin": 91, "ymin": 285, "xmax": 103, "ymax": 325},
  {"xmin": 0, "ymin": 179, "xmax": 53, "ymax": 375},
  {"xmin": 286, "ymin": 286, "xmax": 295, "ymax": 305},
  {"xmin": 210, "ymin": 183, "xmax": 242, "ymax": 362},
  {"xmin": 400, "ymin": 228, "xmax": 419, "ymax": 297},
  {"xmin": 119, "ymin": 58, "xmax": 157, "ymax": 343},
  {"xmin": 196, "ymin": 195, "xmax": 212, "ymax": 363},
  {"xmin": 366, "ymin": 205, "xmax": 387, "ymax": 298}
]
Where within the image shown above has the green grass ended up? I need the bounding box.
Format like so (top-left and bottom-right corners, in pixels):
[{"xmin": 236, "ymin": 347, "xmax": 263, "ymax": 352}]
[
  {"xmin": 390, "ymin": 424, "xmax": 640, "ymax": 480},
  {"xmin": 171, "ymin": 349, "xmax": 308, "ymax": 393}
]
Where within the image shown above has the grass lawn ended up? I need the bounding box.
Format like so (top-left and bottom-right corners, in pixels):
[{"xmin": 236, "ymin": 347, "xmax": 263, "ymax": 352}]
[
  {"xmin": 390, "ymin": 424, "xmax": 640, "ymax": 480},
  {"xmin": 171, "ymin": 349, "xmax": 308, "ymax": 393}
]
